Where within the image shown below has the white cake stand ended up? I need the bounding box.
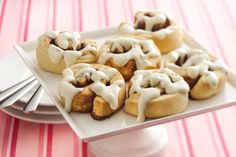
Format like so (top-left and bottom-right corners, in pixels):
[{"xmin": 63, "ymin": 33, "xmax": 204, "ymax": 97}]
[{"xmin": 88, "ymin": 125, "xmax": 168, "ymax": 157}]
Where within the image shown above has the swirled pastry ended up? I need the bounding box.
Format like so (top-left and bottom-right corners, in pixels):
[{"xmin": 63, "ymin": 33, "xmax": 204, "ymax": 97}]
[
  {"xmin": 36, "ymin": 31, "xmax": 99, "ymax": 74},
  {"xmin": 58, "ymin": 63, "xmax": 126, "ymax": 120},
  {"xmin": 164, "ymin": 48, "xmax": 228, "ymax": 99},
  {"xmin": 119, "ymin": 11, "xmax": 183, "ymax": 54},
  {"xmin": 125, "ymin": 68, "xmax": 189, "ymax": 122},
  {"xmin": 98, "ymin": 37, "xmax": 161, "ymax": 81}
]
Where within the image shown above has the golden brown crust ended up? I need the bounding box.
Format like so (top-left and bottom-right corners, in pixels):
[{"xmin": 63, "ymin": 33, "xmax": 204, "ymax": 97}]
[
  {"xmin": 125, "ymin": 93, "xmax": 188, "ymax": 119},
  {"xmin": 71, "ymin": 87, "xmax": 96, "ymax": 112},
  {"xmin": 149, "ymin": 23, "xmax": 183, "ymax": 54},
  {"xmin": 91, "ymin": 85, "xmax": 126, "ymax": 120},
  {"xmin": 105, "ymin": 59, "xmax": 137, "ymax": 81},
  {"xmin": 98, "ymin": 37, "xmax": 161, "ymax": 81},
  {"xmin": 104, "ymin": 57, "xmax": 161, "ymax": 81},
  {"xmin": 36, "ymin": 45, "xmax": 65, "ymax": 74},
  {"xmin": 60, "ymin": 87, "xmax": 95, "ymax": 112},
  {"xmin": 36, "ymin": 34, "xmax": 99, "ymax": 74},
  {"xmin": 119, "ymin": 20, "xmax": 183, "ymax": 54},
  {"xmin": 164, "ymin": 50, "xmax": 228, "ymax": 99},
  {"xmin": 190, "ymin": 70, "xmax": 227, "ymax": 99}
]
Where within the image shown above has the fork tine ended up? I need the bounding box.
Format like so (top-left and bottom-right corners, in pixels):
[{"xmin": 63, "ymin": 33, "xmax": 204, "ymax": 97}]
[
  {"xmin": 0, "ymin": 76, "xmax": 35, "ymax": 102},
  {"xmin": 0, "ymin": 80, "xmax": 38, "ymax": 107},
  {"xmin": 23, "ymin": 85, "xmax": 44, "ymax": 113}
]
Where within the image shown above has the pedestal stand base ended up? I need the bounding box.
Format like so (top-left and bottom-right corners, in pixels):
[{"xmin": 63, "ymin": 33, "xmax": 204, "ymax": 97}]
[{"xmin": 88, "ymin": 125, "xmax": 168, "ymax": 157}]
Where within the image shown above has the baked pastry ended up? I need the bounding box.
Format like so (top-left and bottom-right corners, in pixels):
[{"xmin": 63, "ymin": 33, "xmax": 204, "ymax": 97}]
[
  {"xmin": 36, "ymin": 31, "xmax": 99, "ymax": 74},
  {"xmin": 119, "ymin": 11, "xmax": 183, "ymax": 54},
  {"xmin": 58, "ymin": 63, "xmax": 126, "ymax": 120},
  {"xmin": 164, "ymin": 48, "xmax": 228, "ymax": 99},
  {"xmin": 125, "ymin": 68, "xmax": 189, "ymax": 122},
  {"xmin": 98, "ymin": 37, "xmax": 161, "ymax": 81}
]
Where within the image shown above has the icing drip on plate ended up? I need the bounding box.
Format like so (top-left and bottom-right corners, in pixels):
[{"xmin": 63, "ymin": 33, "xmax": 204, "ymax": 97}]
[
  {"xmin": 98, "ymin": 37, "xmax": 160, "ymax": 69},
  {"xmin": 129, "ymin": 69, "xmax": 189, "ymax": 122},
  {"xmin": 166, "ymin": 48, "xmax": 228, "ymax": 88},
  {"xmin": 39, "ymin": 31, "xmax": 97, "ymax": 67},
  {"xmin": 58, "ymin": 64, "xmax": 125, "ymax": 112}
]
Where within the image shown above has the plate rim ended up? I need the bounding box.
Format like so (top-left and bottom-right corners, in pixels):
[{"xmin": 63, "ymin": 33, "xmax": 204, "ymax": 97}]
[
  {"xmin": 0, "ymin": 105, "xmax": 66, "ymax": 124},
  {"xmin": 11, "ymin": 101, "xmax": 60, "ymax": 115}
]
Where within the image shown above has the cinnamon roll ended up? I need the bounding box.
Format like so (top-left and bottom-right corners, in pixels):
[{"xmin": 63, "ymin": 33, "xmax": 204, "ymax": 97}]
[
  {"xmin": 98, "ymin": 37, "xmax": 161, "ymax": 81},
  {"xmin": 36, "ymin": 31, "xmax": 99, "ymax": 74},
  {"xmin": 58, "ymin": 63, "xmax": 126, "ymax": 120},
  {"xmin": 125, "ymin": 68, "xmax": 189, "ymax": 122},
  {"xmin": 119, "ymin": 11, "xmax": 183, "ymax": 54},
  {"xmin": 164, "ymin": 48, "xmax": 228, "ymax": 99}
]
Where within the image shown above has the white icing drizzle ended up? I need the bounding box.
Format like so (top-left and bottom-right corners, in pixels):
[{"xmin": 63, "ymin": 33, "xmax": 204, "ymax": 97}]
[
  {"xmin": 129, "ymin": 69, "xmax": 189, "ymax": 122},
  {"xmin": 48, "ymin": 44, "xmax": 64, "ymax": 64},
  {"xmin": 205, "ymin": 71, "xmax": 218, "ymax": 88},
  {"xmin": 58, "ymin": 64, "xmax": 125, "ymax": 112},
  {"xmin": 166, "ymin": 48, "xmax": 228, "ymax": 88},
  {"xmin": 98, "ymin": 37, "xmax": 160, "ymax": 69},
  {"xmin": 134, "ymin": 12, "xmax": 167, "ymax": 31},
  {"xmin": 90, "ymin": 80, "xmax": 124, "ymax": 110},
  {"xmin": 70, "ymin": 63, "xmax": 91, "ymax": 69},
  {"xmin": 56, "ymin": 31, "xmax": 81, "ymax": 50},
  {"xmin": 63, "ymin": 51, "xmax": 82, "ymax": 67},
  {"xmin": 39, "ymin": 31, "xmax": 97, "ymax": 67},
  {"xmin": 58, "ymin": 68, "xmax": 83, "ymax": 111},
  {"xmin": 119, "ymin": 11, "xmax": 176, "ymax": 40}
]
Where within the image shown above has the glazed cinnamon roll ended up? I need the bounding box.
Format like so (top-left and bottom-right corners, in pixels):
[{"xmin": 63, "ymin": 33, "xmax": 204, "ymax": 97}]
[
  {"xmin": 58, "ymin": 63, "xmax": 126, "ymax": 120},
  {"xmin": 36, "ymin": 31, "xmax": 99, "ymax": 74},
  {"xmin": 119, "ymin": 11, "xmax": 183, "ymax": 54},
  {"xmin": 125, "ymin": 68, "xmax": 189, "ymax": 122},
  {"xmin": 164, "ymin": 48, "xmax": 228, "ymax": 99},
  {"xmin": 98, "ymin": 37, "xmax": 161, "ymax": 81}
]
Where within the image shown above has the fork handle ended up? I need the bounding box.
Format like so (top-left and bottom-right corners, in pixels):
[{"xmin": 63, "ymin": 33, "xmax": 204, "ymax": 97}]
[
  {"xmin": 0, "ymin": 76, "xmax": 35, "ymax": 102},
  {"xmin": 23, "ymin": 86, "xmax": 44, "ymax": 113},
  {"xmin": 0, "ymin": 80, "xmax": 38, "ymax": 107}
]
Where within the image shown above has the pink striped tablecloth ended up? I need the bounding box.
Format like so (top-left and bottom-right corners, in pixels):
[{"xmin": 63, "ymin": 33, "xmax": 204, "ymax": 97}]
[{"xmin": 0, "ymin": 0, "xmax": 236, "ymax": 157}]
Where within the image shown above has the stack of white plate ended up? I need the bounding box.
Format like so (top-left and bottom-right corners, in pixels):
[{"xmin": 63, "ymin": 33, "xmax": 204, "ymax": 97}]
[{"xmin": 0, "ymin": 52, "xmax": 65, "ymax": 124}]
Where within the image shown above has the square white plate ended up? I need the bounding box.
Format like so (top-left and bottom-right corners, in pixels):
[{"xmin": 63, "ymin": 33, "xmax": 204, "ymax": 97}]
[{"xmin": 14, "ymin": 26, "xmax": 236, "ymax": 141}]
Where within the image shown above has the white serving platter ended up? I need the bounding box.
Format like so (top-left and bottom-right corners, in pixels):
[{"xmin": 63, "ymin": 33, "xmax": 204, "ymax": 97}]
[{"xmin": 14, "ymin": 26, "xmax": 236, "ymax": 141}]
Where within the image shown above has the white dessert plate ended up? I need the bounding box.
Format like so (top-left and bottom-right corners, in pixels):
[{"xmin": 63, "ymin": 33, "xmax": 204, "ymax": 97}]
[
  {"xmin": 11, "ymin": 101, "xmax": 60, "ymax": 115},
  {"xmin": 0, "ymin": 51, "xmax": 54, "ymax": 106},
  {"xmin": 0, "ymin": 51, "xmax": 32, "ymax": 92},
  {"xmin": 0, "ymin": 102, "xmax": 65, "ymax": 124},
  {"xmin": 14, "ymin": 26, "xmax": 236, "ymax": 141}
]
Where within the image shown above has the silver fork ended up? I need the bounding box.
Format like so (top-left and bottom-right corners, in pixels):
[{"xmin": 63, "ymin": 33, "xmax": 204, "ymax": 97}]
[
  {"xmin": 0, "ymin": 75, "xmax": 46, "ymax": 112},
  {"xmin": 0, "ymin": 79, "xmax": 39, "ymax": 107},
  {"xmin": 23, "ymin": 85, "xmax": 44, "ymax": 113},
  {"xmin": 0, "ymin": 76, "xmax": 36, "ymax": 102}
]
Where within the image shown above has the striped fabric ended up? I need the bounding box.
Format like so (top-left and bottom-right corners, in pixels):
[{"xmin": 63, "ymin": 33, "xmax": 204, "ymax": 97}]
[{"xmin": 0, "ymin": 0, "xmax": 236, "ymax": 157}]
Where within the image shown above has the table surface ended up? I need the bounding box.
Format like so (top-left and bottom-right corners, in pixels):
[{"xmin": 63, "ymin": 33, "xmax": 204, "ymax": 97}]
[{"xmin": 1, "ymin": 0, "xmax": 236, "ymax": 157}]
